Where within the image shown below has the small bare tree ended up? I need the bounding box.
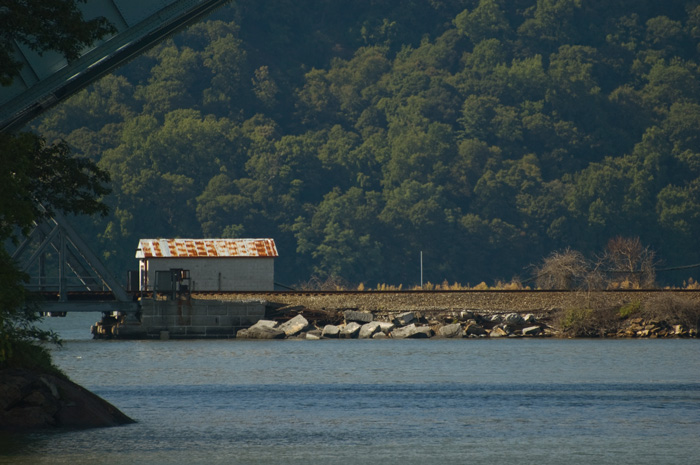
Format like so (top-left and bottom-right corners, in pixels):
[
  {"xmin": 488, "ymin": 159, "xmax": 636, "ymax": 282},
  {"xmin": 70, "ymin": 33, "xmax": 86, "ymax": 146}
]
[
  {"xmin": 534, "ymin": 248, "xmax": 602, "ymax": 290},
  {"xmin": 600, "ymin": 236, "xmax": 656, "ymax": 288}
]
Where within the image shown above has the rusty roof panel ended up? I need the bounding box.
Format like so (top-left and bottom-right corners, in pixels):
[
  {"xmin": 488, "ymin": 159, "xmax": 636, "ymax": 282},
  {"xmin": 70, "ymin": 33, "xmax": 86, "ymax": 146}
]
[{"xmin": 136, "ymin": 239, "xmax": 278, "ymax": 258}]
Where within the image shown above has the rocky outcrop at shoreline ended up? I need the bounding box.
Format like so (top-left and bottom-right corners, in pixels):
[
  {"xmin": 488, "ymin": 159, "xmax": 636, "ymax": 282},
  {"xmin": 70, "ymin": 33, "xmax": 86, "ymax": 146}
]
[
  {"xmin": 227, "ymin": 289, "xmax": 700, "ymax": 340},
  {"xmin": 237, "ymin": 309, "xmax": 558, "ymax": 340},
  {"xmin": 0, "ymin": 368, "xmax": 135, "ymax": 431},
  {"xmin": 237, "ymin": 305, "xmax": 698, "ymax": 340}
]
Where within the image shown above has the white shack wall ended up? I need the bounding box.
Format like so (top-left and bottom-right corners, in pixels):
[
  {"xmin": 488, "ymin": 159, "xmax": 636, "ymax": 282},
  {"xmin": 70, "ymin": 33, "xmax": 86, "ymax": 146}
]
[{"xmin": 140, "ymin": 257, "xmax": 274, "ymax": 291}]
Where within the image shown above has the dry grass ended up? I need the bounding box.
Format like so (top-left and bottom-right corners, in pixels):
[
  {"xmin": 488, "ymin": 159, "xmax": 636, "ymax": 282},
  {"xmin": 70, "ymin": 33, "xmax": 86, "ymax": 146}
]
[
  {"xmin": 554, "ymin": 305, "xmax": 622, "ymax": 337},
  {"xmin": 640, "ymin": 295, "xmax": 700, "ymax": 329}
]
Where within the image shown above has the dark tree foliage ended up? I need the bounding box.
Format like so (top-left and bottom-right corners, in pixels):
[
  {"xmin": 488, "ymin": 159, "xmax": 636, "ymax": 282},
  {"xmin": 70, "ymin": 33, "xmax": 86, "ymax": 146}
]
[
  {"xmin": 0, "ymin": 0, "xmax": 116, "ymax": 85},
  {"xmin": 32, "ymin": 0, "xmax": 700, "ymax": 287},
  {"xmin": 1, "ymin": 1, "xmax": 113, "ymax": 366},
  {"xmin": 0, "ymin": 132, "xmax": 111, "ymax": 366}
]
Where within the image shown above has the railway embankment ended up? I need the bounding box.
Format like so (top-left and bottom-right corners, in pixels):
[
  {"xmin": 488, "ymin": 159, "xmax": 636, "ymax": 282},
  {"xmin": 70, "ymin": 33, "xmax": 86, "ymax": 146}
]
[
  {"xmin": 218, "ymin": 290, "xmax": 700, "ymax": 339},
  {"xmin": 95, "ymin": 290, "xmax": 700, "ymax": 339}
]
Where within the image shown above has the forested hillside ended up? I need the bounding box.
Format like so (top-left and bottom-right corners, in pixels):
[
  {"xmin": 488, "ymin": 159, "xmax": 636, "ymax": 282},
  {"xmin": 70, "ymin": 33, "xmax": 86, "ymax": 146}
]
[{"xmin": 34, "ymin": 0, "xmax": 700, "ymax": 287}]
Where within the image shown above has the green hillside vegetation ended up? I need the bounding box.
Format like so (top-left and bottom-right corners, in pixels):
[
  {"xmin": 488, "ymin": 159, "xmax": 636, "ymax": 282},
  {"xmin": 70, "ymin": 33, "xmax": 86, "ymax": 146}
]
[{"xmin": 34, "ymin": 0, "xmax": 700, "ymax": 287}]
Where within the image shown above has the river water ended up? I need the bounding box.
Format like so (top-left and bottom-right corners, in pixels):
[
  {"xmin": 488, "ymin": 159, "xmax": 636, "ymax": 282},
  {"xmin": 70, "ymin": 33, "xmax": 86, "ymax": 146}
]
[{"xmin": 1, "ymin": 313, "xmax": 699, "ymax": 464}]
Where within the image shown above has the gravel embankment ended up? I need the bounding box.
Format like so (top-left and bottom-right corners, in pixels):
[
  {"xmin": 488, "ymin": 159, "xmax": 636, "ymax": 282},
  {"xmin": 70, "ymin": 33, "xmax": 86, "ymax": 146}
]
[{"xmin": 197, "ymin": 290, "xmax": 700, "ymax": 319}]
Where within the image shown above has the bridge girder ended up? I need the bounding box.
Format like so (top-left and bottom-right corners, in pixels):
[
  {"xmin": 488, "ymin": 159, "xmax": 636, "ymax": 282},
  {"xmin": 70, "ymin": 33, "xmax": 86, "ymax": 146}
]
[{"xmin": 1, "ymin": 0, "xmax": 228, "ymax": 132}]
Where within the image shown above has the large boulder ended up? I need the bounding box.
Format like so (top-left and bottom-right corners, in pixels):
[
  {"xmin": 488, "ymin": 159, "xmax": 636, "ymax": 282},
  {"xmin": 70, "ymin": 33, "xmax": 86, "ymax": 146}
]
[
  {"xmin": 503, "ymin": 313, "xmax": 524, "ymax": 325},
  {"xmin": 359, "ymin": 321, "xmax": 382, "ymax": 339},
  {"xmin": 340, "ymin": 322, "xmax": 362, "ymax": 338},
  {"xmin": 378, "ymin": 321, "xmax": 396, "ymax": 334},
  {"xmin": 344, "ymin": 310, "xmax": 373, "ymax": 324},
  {"xmin": 0, "ymin": 369, "xmax": 134, "ymax": 431},
  {"xmin": 393, "ymin": 312, "xmax": 416, "ymax": 327},
  {"xmin": 465, "ymin": 322, "xmax": 487, "ymax": 336},
  {"xmin": 438, "ymin": 323, "xmax": 463, "ymax": 338},
  {"xmin": 415, "ymin": 325, "xmax": 434, "ymax": 338},
  {"xmin": 489, "ymin": 327, "xmax": 508, "ymax": 338},
  {"xmin": 322, "ymin": 325, "xmax": 341, "ymax": 338},
  {"xmin": 391, "ymin": 323, "xmax": 432, "ymax": 339},
  {"xmin": 278, "ymin": 315, "xmax": 309, "ymax": 337},
  {"xmin": 238, "ymin": 320, "xmax": 285, "ymax": 339},
  {"xmin": 522, "ymin": 325, "xmax": 542, "ymax": 336}
]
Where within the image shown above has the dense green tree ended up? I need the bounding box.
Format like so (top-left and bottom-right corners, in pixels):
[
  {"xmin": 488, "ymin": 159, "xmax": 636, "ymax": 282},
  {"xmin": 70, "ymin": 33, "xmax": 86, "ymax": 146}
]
[
  {"xmin": 0, "ymin": 133, "xmax": 110, "ymax": 365},
  {"xmin": 28, "ymin": 0, "xmax": 700, "ymax": 287},
  {"xmin": 0, "ymin": 0, "xmax": 115, "ymax": 85},
  {"xmin": 294, "ymin": 187, "xmax": 384, "ymax": 281}
]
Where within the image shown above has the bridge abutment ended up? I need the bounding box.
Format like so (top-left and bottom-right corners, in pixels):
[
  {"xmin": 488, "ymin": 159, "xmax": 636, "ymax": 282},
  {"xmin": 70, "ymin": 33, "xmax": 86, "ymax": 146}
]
[{"xmin": 93, "ymin": 299, "xmax": 267, "ymax": 339}]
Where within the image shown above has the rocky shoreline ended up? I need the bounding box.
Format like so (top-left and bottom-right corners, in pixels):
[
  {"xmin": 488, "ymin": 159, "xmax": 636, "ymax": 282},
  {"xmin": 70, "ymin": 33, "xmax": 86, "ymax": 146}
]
[
  {"xmin": 0, "ymin": 368, "xmax": 135, "ymax": 431},
  {"xmin": 237, "ymin": 307, "xmax": 698, "ymax": 340}
]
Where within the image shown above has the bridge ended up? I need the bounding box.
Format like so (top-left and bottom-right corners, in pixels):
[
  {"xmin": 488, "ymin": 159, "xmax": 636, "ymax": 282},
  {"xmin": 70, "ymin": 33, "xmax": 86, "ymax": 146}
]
[
  {"xmin": 1, "ymin": 0, "xmax": 228, "ymax": 132},
  {"xmin": 3, "ymin": 0, "xmax": 228, "ymax": 313}
]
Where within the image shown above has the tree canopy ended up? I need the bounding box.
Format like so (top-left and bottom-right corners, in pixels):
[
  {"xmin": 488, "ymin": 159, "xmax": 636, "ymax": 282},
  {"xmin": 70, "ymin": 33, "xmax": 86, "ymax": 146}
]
[{"xmin": 32, "ymin": 0, "xmax": 700, "ymax": 287}]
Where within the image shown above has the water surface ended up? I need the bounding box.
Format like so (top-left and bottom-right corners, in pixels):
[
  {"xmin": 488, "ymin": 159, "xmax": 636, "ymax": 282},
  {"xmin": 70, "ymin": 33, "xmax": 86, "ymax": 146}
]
[{"xmin": 2, "ymin": 314, "xmax": 698, "ymax": 464}]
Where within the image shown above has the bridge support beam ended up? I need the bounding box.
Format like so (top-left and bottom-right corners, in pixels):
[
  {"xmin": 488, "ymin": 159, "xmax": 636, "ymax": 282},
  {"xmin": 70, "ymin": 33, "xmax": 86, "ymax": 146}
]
[{"xmin": 12, "ymin": 211, "xmax": 133, "ymax": 311}]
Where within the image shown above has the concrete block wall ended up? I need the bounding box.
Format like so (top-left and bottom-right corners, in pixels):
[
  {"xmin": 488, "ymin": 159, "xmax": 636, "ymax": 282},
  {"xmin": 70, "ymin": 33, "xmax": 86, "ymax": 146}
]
[
  {"xmin": 135, "ymin": 299, "xmax": 267, "ymax": 338},
  {"xmin": 142, "ymin": 257, "xmax": 274, "ymax": 291}
]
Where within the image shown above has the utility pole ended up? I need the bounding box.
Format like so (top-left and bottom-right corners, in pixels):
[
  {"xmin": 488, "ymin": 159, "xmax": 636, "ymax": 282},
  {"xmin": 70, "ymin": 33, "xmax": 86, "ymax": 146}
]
[{"xmin": 420, "ymin": 251, "xmax": 423, "ymax": 289}]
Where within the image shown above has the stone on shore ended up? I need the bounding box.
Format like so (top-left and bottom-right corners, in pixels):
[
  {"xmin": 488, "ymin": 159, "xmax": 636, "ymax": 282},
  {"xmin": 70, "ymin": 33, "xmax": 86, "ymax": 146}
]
[
  {"xmin": 391, "ymin": 323, "xmax": 432, "ymax": 338},
  {"xmin": 390, "ymin": 323, "xmax": 417, "ymax": 338},
  {"xmin": 344, "ymin": 310, "xmax": 373, "ymax": 324},
  {"xmin": 522, "ymin": 325, "xmax": 542, "ymax": 336},
  {"xmin": 504, "ymin": 313, "xmax": 524, "ymax": 325},
  {"xmin": 465, "ymin": 322, "xmax": 487, "ymax": 336},
  {"xmin": 438, "ymin": 323, "xmax": 463, "ymax": 338},
  {"xmin": 340, "ymin": 322, "xmax": 362, "ymax": 338},
  {"xmin": 238, "ymin": 320, "xmax": 285, "ymax": 339},
  {"xmin": 372, "ymin": 331, "xmax": 389, "ymax": 339},
  {"xmin": 489, "ymin": 327, "xmax": 508, "ymax": 338},
  {"xmin": 253, "ymin": 319, "xmax": 278, "ymax": 329},
  {"xmin": 359, "ymin": 321, "xmax": 381, "ymax": 339},
  {"xmin": 378, "ymin": 321, "xmax": 395, "ymax": 334},
  {"xmin": 322, "ymin": 325, "xmax": 340, "ymax": 338},
  {"xmin": 305, "ymin": 329, "xmax": 322, "ymax": 340},
  {"xmin": 393, "ymin": 312, "xmax": 416, "ymax": 327},
  {"xmin": 415, "ymin": 325, "xmax": 434, "ymax": 338},
  {"xmin": 278, "ymin": 315, "xmax": 309, "ymax": 337}
]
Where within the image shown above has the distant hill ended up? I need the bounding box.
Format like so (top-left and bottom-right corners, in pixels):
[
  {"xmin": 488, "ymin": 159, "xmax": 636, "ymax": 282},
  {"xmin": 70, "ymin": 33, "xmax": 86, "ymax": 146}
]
[{"xmin": 34, "ymin": 0, "xmax": 700, "ymax": 287}]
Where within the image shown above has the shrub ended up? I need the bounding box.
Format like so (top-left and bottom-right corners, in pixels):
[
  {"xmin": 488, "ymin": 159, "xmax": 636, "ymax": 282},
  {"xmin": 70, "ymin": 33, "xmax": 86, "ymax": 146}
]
[
  {"xmin": 534, "ymin": 249, "xmax": 602, "ymax": 290},
  {"xmin": 558, "ymin": 308, "xmax": 596, "ymax": 337},
  {"xmin": 641, "ymin": 295, "xmax": 700, "ymax": 329},
  {"xmin": 618, "ymin": 300, "xmax": 641, "ymax": 318},
  {"xmin": 557, "ymin": 305, "xmax": 622, "ymax": 337},
  {"xmin": 1, "ymin": 339, "xmax": 66, "ymax": 378}
]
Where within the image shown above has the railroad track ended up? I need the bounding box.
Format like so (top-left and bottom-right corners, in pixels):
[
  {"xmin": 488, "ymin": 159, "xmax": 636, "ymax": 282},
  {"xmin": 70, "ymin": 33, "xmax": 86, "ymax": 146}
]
[{"xmin": 189, "ymin": 289, "xmax": 700, "ymax": 315}]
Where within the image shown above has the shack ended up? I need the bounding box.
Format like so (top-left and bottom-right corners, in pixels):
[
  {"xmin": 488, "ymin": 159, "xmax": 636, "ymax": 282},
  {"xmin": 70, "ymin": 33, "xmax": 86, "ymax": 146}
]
[{"xmin": 135, "ymin": 238, "xmax": 278, "ymax": 292}]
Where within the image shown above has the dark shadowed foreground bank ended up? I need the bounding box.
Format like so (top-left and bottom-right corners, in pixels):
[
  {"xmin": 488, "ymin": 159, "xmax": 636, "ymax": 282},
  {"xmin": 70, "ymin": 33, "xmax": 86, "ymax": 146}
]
[{"xmin": 0, "ymin": 368, "xmax": 134, "ymax": 431}]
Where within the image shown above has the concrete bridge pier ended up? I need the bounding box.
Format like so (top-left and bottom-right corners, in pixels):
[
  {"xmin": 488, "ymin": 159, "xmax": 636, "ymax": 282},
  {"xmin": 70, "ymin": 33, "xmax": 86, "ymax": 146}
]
[{"xmin": 94, "ymin": 299, "xmax": 267, "ymax": 339}]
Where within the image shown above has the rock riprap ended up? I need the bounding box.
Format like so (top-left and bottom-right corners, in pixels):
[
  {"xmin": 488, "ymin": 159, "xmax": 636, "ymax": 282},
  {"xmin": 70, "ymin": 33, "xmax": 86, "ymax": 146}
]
[{"xmin": 236, "ymin": 310, "xmax": 553, "ymax": 340}]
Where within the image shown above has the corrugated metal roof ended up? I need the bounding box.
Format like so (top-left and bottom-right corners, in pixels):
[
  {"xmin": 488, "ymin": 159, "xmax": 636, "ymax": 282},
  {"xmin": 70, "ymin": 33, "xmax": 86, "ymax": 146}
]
[{"xmin": 136, "ymin": 239, "xmax": 278, "ymax": 258}]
